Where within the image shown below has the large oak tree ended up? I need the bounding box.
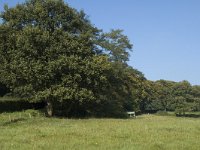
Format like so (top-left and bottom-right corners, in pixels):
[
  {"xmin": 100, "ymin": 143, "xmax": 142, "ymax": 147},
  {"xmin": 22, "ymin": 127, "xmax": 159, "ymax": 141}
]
[{"xmin": 0, "ymin": 0, "xmax": 133, "ymax": 117}]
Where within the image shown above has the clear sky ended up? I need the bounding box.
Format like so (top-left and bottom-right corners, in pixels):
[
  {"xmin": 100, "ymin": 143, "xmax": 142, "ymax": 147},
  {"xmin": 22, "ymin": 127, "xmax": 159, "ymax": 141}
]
[{"xmin": 1, "ymin": 0, "xmax": 200, "ymax": 85}]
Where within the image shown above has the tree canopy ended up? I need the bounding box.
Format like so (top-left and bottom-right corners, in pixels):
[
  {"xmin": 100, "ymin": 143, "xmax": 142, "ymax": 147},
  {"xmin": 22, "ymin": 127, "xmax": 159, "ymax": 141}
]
[{"xmin": 0, "ymin": 0, "xmax": 135, "ymax": 117}]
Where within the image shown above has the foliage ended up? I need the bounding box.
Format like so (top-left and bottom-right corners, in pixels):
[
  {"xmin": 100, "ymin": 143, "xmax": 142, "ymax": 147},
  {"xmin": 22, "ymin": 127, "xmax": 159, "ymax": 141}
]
[
  {"xmin": 0, "ymin": 0, "xmax": 134, "ymax": 117},
  {"xmin": 143, "ymin": 80, "xmax": 200, "ymax": 113}
]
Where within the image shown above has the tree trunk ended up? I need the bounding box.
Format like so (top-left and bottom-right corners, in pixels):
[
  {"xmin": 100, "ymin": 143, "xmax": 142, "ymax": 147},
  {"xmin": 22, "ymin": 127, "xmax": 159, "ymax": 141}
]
[{"xmin": 46, "ymin": 101, "xmax": 53, "ymax": 117}]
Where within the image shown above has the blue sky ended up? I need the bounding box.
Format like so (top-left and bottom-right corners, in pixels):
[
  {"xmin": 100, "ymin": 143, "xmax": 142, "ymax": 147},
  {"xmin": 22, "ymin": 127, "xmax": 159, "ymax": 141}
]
[{"xmin": 1, "ymin": 0, "xmax": 200, "ymax": 85}]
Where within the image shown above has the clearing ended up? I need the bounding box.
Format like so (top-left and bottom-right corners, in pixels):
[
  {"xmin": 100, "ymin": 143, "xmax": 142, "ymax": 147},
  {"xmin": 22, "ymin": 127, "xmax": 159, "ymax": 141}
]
[{"xmin": 0, "ymin": 110, "xmax": 200, "ymax": 150}]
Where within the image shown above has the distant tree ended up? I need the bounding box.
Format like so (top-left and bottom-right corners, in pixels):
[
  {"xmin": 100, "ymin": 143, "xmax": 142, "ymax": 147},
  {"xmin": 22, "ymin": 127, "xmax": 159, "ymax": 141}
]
[
  {"xmin": 190, "ymin": 85, "xmax": 200, "ymax": 111},
  {"xmin": 152, "ymin": 80, "xmax": 175, "ymax": 111},
  {"xmin": 89, "ymin": 28, "xmax": 134, "ymax": 117},
  {"xmin": 174, "ymin": 96, "xmax": 188, "ymax": 115},
  {"xmin": 172, "ymin": 80, "xmax": 192, "ymax": 100},
  {"xmin": 96, "ymin": 29, "xmax": 132, "ymax": 63},
  {"xmin": 145, "ymin": 80, "xmax": 200, "ymax": 113}
]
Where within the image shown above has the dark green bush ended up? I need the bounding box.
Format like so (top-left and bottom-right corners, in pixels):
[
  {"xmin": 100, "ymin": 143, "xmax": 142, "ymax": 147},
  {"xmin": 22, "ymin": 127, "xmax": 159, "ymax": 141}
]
[
  {"xmin": 0, "ymin": 97, "xmax": 45, "ymax": 113},
  {"xmin": 156, "ymin": 111, "xmax": 173, "ymax": 116}
]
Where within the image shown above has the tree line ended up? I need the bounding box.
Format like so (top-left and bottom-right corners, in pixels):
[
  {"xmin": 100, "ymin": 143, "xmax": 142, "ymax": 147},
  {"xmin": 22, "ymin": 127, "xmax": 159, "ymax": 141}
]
[
  {"xmin": 140, "ymin": 80, "xmax": 200, "ymax": 114},
  {"xmin": 0, "ymin": 0, "xmax": 199, "ymax": 117}
]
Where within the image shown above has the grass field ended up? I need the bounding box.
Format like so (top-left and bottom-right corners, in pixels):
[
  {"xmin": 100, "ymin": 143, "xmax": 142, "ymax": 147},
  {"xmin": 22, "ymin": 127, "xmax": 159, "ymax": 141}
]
[{"xmin": 0, "ymin": 110, "xmax": 200, "ymax": 150}]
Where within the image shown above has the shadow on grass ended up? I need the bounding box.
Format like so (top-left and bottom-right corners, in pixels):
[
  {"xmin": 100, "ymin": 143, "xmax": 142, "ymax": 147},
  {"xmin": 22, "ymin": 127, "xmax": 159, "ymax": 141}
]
[
  {"xmin": 176, "ymin": 114, "xmax": 200, "ymax": 118},
  {"xmin": 1, "ymin": 118, "xmax": 27, "ymax": 126}
]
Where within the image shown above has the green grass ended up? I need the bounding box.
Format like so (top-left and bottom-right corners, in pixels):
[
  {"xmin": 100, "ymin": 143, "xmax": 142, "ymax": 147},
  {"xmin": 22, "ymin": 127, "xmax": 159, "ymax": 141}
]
[
  {"xmin": 184, "ymin": 111, "xmax": 200, "ymax": 115},
  {"xmin": 0, "ymin": 110, "xmax": 200, "ymax": 150},
  {"xmin": 0, "ymin": 96, "xmax": 20, "ymax": 102}
]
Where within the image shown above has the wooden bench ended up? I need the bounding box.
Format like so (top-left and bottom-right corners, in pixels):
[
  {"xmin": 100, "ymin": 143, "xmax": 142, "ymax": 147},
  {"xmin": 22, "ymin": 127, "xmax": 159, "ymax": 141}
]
[{"xmin": 127, "ymin": 111, "xmax": 136, "ymax": 118}]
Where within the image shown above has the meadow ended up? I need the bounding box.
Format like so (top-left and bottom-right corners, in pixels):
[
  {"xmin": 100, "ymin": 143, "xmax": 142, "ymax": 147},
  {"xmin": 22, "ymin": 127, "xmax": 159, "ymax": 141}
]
[{"xmin": 0, "ymin": 110, "xmax": 200, "ymax": 150}]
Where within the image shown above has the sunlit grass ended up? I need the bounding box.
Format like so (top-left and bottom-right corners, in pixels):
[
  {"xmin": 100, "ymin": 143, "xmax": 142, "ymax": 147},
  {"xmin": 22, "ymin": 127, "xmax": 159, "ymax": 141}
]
[{"xmin": 0, "ymin": 110, "xmax": 200, "ymax": 150}]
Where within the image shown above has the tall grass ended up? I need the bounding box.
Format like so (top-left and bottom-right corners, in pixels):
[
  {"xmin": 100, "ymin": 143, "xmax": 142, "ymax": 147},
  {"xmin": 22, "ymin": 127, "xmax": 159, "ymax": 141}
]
[{"xmin": 0, "ymin": 110, "xmax": 200, "ymax": 150}]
